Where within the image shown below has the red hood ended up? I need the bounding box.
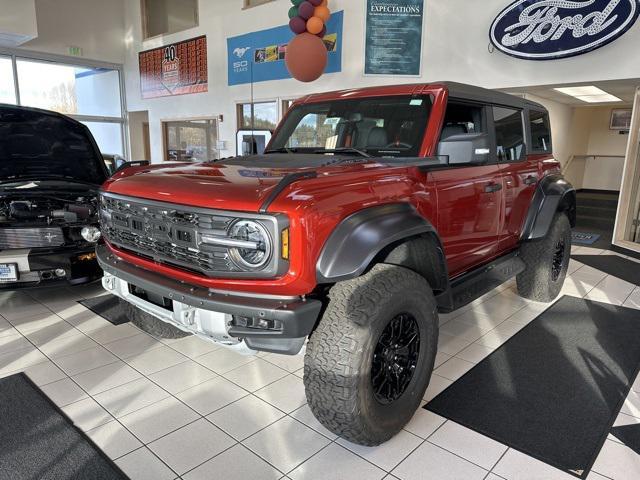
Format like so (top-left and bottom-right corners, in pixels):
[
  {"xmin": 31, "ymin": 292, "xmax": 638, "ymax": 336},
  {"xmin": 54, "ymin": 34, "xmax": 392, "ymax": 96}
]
[{"xmin": 102, "ymin": 160, "xmax": 319, "ymax": 213}]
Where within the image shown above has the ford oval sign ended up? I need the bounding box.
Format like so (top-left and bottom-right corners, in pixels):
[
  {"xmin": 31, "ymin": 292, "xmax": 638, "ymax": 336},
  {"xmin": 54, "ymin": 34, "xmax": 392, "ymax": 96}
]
[{"xmin": 490, "ymin": 0, "xmax": 640, "ymax": 60}]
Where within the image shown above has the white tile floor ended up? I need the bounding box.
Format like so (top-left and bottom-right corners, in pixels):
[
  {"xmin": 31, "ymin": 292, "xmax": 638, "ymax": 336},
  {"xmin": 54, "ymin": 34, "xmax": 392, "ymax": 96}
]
[{"xmin": 1, "ymin": 245, "xmax": 639, "ymax": 480}]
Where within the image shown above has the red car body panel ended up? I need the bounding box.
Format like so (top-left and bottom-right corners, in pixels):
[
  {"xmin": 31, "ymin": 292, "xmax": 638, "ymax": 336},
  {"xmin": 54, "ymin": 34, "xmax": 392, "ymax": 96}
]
[{"xmin": 102, "ymin": 83, "xmax": 558, "ymax": 296}]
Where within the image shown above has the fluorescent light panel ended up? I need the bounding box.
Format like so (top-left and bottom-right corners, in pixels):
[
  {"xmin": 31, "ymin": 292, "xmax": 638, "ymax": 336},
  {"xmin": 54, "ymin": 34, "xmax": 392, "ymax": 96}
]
[{"xmin": 554, "ymin": 86, "xmax": 622, "ymax": 103}]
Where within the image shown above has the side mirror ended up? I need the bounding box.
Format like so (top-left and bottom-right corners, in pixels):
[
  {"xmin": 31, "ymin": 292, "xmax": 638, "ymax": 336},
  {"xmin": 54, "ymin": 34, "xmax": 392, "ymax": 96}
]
[
  {"xmin": 437, "ymin": 133, "xmax": 491, "ymax": 165},
  {"xmin": 115, "ymin": 160, "xmax": 150, "ymax": 173}
]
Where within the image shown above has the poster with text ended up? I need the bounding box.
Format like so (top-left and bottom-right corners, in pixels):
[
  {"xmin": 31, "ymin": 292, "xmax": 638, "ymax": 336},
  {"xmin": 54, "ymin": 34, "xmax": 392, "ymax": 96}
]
[
  {"xmin": 227, "ymin": 11, "xmax": 343, "ymax": 86},
  {"xmin": 139, "ymin": 36, "xmax": 208, "ymax": 99},
  {"xmin": 365, "ymin": 0, "xmax": 424, "ymax": 76}
]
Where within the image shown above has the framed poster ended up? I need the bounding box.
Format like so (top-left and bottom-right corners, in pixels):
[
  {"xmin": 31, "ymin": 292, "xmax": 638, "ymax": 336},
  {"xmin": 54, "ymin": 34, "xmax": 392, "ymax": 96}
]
[
  {"xmin": 139, "ymin": 35, "xmax": 208, "ymax": 99},
  {"xmin": 227, "ymin": 11, "xmax": 343, "ymax": 86},
  {"xmin": 610, "ymin": 109, "xmax": 633, "ymax": 131},
  {"xmin": 364, "ymin": 0, "xmax": 424, "ymax": 76}
]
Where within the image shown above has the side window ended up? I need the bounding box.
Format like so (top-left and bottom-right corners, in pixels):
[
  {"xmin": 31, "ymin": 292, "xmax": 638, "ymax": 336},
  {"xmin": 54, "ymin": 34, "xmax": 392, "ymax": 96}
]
[
  {"xmin": 493, "ymin": 107, "xmax": 525, "ymax": 162},
  {"xmin": 440, "ymin": 102, "xmax": 485, "ymax": 140},
  {"xmin": 529, "ymin": 110, "xmax": 552, "ymax": 153}
]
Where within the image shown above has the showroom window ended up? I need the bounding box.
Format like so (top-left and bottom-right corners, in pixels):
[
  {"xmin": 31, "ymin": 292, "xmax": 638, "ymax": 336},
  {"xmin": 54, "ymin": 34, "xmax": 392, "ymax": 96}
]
[
  {"xmin": 237, "ymin": 101, "xmax": 278, "ymax": 131},
  {"xmin": 493, "ymin": 106, "xmax": 525, "ymax": 162},
  {"xmin": 529, "ymin": 110, "xmax": 552, "ymax": 153},
  {"xmin": 142, "ymin": 0, "xmax": 199, "ymax": 39},
  {"xmin": 163, "ymin": 119, "xmax": 219, "ymax": 162},
  {"xmin": 0, "ymin": 52, "xmax": 126, "ymax": 156}
]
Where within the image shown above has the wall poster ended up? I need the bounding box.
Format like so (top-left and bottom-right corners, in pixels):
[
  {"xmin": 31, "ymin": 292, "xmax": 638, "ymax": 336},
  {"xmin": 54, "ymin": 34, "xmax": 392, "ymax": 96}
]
[
  {"xmin": 227, "ymin": 11, "xmax": 343, "ymax": 86},
  {"xmin": 365, "ymin": 0, "xmax": 424, "ymax": 76},
  {"xmin": 139, "ymin": 35, "xmax": 208, "ymax": 99}
]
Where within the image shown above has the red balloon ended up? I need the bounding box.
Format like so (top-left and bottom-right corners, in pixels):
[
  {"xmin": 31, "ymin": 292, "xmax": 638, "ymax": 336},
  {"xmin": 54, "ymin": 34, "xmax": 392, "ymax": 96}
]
[{"xmin": 285, "ymin": 33, "xmax": 328, "ymax": 82}]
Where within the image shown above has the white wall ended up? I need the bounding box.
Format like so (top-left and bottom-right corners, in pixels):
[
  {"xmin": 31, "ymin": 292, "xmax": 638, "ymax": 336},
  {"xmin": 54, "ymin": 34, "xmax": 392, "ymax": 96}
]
[
  {"xmin": 0, "ymin": 0, "xmax": 37, "ymax": 46},
  {"xmin": 18, "ymin": 0, "xmax": 125, "ymax": 63},
  {"xmin": 121, "ymin": 0, "xmax": 640, "ymax": 163}
]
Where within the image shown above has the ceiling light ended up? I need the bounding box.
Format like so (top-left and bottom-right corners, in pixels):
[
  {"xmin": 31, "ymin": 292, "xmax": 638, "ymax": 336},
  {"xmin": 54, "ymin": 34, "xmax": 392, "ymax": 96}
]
[{"xmin": 554, "ymin": 86, "xmax": 622, "ymax": 103}]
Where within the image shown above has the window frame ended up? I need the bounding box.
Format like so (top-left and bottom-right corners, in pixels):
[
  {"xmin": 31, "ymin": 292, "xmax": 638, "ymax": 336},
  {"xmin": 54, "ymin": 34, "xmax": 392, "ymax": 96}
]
[
  {"xmin": 236, "ymin": 99, "xmax": 280, "ymax": 131},
  {"xmin": 491, "ymin": 105, "xmax": 527, "ymax": 164},
  {"xmin": 527, "ymin": 108, "xmax": 553, "ymax": 154},
  {"xmin": 0, "ymin": 47, "xmax": 128, "ymax": 159},
  {"xmin": 141, "ymin": 0, "xmax": 199, "ymax": 40},
  {"xmin": 161, "ymin": 116, "xmax": 221, "ymax": 162}
]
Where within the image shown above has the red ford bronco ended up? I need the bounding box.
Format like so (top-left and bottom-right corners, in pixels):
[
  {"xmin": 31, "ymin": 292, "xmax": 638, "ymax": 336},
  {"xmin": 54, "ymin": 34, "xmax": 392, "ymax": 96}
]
[{"xmin": 98, "ymin": 82, "xmax": 575, "ymax": 446}]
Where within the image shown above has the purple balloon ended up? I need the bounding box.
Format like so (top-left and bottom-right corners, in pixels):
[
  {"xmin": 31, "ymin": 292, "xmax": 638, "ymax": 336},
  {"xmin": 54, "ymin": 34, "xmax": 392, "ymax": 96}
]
[
  {"xmin": 298, "ymin": 1, "xmax": 315, "ymax": 19},
  {"xmin": 316, "ymin": 25, "xmax": 327, "ymax": 38},
  {"xmin": 309, "ymin": 0, "xmax": 322, "ymax": 5},
  {"xmin": 289, "ymin": 16, "xmax": 307, "ymax": 34}
]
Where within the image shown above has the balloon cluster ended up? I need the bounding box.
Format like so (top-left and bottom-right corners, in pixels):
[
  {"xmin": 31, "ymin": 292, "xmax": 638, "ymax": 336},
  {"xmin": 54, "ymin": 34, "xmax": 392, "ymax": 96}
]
[{"xmin": 285, "ymin": 0, "xmax": 331, "ymax": 82}]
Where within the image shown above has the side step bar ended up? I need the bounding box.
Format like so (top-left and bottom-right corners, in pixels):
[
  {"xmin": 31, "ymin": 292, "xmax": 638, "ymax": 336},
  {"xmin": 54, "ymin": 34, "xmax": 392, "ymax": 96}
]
[{"xmin": 436, "ymin": 250, "xmax": 525, "ymax": 313}]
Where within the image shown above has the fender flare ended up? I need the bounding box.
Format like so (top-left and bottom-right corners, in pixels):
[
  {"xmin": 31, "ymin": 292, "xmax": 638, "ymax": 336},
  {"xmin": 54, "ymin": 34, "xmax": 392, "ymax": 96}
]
[
  {"xmin": 316, "ymin": 203, "xmax": 444, "ymax": 283},
  {"xmin": 521, "ymin": 174, "xmax": 576, "ymax": 241}
]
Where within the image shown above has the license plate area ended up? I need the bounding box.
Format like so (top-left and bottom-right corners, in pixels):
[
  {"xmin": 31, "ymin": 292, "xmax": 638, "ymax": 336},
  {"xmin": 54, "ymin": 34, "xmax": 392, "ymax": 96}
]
[
  {"xmin": 128, "ymin": 283, "xmax": 173, "ymax": 311},
  {"xmin": 0, "ymin": 263, "xmax": 18, "ymax": 282}
]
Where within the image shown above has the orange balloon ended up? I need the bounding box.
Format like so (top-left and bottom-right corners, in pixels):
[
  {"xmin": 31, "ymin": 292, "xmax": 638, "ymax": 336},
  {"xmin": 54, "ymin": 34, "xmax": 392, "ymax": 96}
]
[
  {"xmin": 285, "ymin": 33, "xmax": 328, "ymax": 82},
  {"xmin": 314, "ymin": 5, "xmax": 331, "ymax": 22},
  {"xmin": 306, "ymin": 16, "xmax": 324, "ymax": 35}
]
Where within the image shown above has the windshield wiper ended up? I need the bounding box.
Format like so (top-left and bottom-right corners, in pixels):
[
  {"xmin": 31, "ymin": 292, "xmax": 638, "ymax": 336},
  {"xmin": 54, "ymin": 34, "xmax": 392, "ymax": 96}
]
[
  {"xmin": 264, "ymin": 147, "xmax": 298, "ymax": 154},
  {"xmin": 313, "ymin": 148, "xmax": 371, "ymax": 158}
]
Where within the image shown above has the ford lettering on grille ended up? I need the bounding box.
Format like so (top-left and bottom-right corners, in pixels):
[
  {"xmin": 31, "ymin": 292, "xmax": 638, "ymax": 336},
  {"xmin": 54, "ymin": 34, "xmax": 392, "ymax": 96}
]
[
  {"xmin": 100, "ymin": 196, "xmax": 239, "ymax": 276},
  {"xmin": 490, "ymin": 0, "xmax": 640, "ymax": 60}
]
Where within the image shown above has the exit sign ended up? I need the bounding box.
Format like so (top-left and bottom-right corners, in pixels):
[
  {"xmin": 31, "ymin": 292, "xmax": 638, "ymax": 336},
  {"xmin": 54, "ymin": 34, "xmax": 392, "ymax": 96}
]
[{"xmin": 68, "ymin": 46, "xmax": 83, "ymax": 57}]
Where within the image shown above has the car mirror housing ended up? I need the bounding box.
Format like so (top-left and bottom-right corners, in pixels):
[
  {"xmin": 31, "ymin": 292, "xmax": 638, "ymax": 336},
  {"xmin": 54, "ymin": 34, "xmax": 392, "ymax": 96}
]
[{"xmin": 437, "ymin": 133, "xmax": 491, "ymax": 166}]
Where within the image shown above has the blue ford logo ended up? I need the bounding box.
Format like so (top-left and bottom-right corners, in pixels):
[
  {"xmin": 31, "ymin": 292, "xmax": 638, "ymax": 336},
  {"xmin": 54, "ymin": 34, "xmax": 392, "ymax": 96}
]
[{"xmin": 490, "ymin": 0, "xmax": 640, "ymax": 60}]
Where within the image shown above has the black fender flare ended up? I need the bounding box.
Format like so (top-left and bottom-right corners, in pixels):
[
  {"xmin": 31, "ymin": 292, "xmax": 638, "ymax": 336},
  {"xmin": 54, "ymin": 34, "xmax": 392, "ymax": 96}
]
[
  {"xmin": 521, "ymin": 174, "xmax": 576, "ymax": 241},
  {"xmin": 316, "ymin": 203, "xmax": 445, "ymax": 283}
]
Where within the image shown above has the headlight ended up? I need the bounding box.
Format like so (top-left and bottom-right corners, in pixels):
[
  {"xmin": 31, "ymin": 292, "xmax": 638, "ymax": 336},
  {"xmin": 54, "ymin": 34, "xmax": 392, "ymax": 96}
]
[
  {"xmin": 81, "ymin": 226, "xmax": 102, "ymax": 243},
  {"xmin": 227, "ymin": 220, "xmax": 271, "ymax": 270}
]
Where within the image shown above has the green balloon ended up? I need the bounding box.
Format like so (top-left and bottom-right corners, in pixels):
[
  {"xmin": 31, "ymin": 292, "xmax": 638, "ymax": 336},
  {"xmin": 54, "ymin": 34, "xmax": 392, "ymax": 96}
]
[
  {"xmin": 291, "ymin": 0, "xmax": 304, "ymax": 6},
  {"xmin": 288, "ymin": 5, "xmax": 299, "ymax": 18}
]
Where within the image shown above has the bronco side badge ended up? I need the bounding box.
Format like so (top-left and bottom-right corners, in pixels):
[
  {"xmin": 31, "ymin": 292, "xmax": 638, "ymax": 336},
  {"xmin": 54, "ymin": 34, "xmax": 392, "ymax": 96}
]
[{"xmin": 490, "ymin": 0, "xmax": 640, "ymax": 60}]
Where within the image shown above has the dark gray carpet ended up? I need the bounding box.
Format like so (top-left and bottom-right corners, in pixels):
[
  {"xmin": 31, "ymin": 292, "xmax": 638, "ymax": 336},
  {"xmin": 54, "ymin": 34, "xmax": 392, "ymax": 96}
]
[
  {"xmin": 79, "ymin": 295, "xmax": 128, "ymax": 325},
  {"xmin": 611, "ymin": 424, "xmax": 640, "ymax": 455},
  {"xmin": 426, "ymin": 296, "xmax": 640, "ymax": 479},
  {"xmin": 571, "ymin": 254, "xmax": 640, "ymax": 286},
  {"xmin": 0, "ymin": 373, "xmax": 129, "ymax": 480}
]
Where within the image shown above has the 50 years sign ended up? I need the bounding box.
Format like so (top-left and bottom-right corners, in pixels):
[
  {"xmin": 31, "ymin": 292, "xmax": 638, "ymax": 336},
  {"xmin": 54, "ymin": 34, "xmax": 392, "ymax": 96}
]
[{"xmin": 490, "ymin": 0, "xmax": 640, "ymax": 60}]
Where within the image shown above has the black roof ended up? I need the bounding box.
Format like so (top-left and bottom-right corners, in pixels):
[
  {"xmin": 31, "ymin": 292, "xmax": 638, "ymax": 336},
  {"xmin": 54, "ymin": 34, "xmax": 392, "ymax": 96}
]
[{"xmin": 441, "ymin": 81, "xmax": 547, "ymax": 111}]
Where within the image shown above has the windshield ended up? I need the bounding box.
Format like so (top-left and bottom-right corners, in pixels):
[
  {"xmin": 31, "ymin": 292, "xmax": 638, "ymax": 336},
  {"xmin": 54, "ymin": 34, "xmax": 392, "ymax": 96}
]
[
  {"xmin": 0, "ymin": 106, "xmax": 107, "ymax": 185},
  {"xmin": 269, "ymin": 95, "xmax": 432, "ymax": 158}
]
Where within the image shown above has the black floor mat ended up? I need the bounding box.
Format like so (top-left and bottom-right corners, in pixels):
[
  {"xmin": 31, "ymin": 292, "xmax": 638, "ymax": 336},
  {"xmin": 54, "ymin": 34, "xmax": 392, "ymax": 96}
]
[
  {"xmin": 79, "ymin": 295, "xmax": 129, "ymax": 325},
  {"xmin": 426, "ymin": 296, "xmax": 640, "ymax": 479},
  {"xmin": 611, "ymin": 424, "xmax": 640, "ymax": 456},
  {"xmin": 0, "ymin": 373, "xmax": 129, "ymax": 480},
  {"xmin": 571, "ymin": 254, "xmax": 640, "ymax": 286}
]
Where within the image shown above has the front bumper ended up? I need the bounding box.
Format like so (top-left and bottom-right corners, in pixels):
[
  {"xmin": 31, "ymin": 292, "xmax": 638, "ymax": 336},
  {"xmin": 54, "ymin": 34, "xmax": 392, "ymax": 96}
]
[
  {"xmin": 97, "ymin": 245, "xmax": 322, "ymax": 355},
  {"xmin": 0, "ymin": 245, "xmax": 101, "ymax": 290}
]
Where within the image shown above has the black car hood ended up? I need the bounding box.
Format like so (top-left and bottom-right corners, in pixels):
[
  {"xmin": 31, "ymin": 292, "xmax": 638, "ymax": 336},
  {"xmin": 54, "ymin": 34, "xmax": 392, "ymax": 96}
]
[{"xmin": 0, "ymin": 104, "xmax": 108, "ymax": 186}]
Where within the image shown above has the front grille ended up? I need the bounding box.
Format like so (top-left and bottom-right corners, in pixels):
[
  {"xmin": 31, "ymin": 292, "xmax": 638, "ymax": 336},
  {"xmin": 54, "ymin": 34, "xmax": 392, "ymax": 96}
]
[
  {"xmin": 100, "ymin": 194, "xmax": 274, "ymax": 277},
  {"xmin": 0, "ymin": 227, "xmax": 65, "ymax": 249}
]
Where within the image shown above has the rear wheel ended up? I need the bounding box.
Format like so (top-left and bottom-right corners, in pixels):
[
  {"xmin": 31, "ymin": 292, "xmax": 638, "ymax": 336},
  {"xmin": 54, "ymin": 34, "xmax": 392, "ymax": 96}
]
[
  {"xmin": 119, "ymin": 299, "xmax": 191, "ymax": 339},
  {"xmin": 517, "ymin": 213, "xmax": 572, "ymax": 302},
  {"xmin": 303, "ymin": 264, "xmax": 438, "ymax": 446}
]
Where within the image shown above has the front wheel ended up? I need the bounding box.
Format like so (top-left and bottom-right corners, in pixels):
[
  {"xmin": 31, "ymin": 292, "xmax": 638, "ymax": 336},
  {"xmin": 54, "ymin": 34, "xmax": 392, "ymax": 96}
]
[
  {"xmin": 303, "ymin": 264, "xmax": 438, "ymax": 446},
  {"xmin": 517, "ymin": 212, "xmax": 572, "ymax": 302}
]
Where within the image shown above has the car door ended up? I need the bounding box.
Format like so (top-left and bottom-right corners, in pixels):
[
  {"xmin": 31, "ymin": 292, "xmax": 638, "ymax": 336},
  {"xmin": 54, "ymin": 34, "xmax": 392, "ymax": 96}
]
[
  {"xmin": 493, "ymin": 106, "xmax": 540, "ymax": 253},
  {"xmin": 432, "ymin": 101, "xmax": 503, "ymax": 277}
]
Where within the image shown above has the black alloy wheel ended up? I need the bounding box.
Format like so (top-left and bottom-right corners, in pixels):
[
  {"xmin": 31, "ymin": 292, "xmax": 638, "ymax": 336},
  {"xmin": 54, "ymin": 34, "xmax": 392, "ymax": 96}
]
[{"xmin": 371, "ymin": 313, "xmax": 421, "ymax": 405}]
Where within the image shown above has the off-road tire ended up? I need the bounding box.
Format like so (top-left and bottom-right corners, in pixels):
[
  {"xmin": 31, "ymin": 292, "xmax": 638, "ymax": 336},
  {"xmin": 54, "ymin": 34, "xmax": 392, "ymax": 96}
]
[
  {"xmin": 304, "ymin": 264, "xmax": 438, "ymax": 446},
  {"xmin": 120, "ymin": 299, "xmax": 191, "ymax": 339},
  {"xmin": 517, "ymin": 212, "xmax": 572, "ymax": 302}
]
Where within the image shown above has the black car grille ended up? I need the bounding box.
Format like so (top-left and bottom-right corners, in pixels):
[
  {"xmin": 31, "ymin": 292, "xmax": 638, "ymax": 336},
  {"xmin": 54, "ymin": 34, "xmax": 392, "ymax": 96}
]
[
  {"xmin": 0, "ymin": 227, "xmax": 65, "ymax": 249},
  {"xmin": 100, "ymin": 195, "xmax": 241, "ymax": 276}
]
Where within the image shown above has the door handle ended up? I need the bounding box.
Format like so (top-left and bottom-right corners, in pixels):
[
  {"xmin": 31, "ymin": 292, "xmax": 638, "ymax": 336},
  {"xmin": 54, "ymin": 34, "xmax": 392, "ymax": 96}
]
[
  {"xmin": 484, "ymin": 182, "xmax": 503, "ymax": 193},
  {"xmin": 524, "ymin": 175, "xmax": 538, "ymax": 186}
]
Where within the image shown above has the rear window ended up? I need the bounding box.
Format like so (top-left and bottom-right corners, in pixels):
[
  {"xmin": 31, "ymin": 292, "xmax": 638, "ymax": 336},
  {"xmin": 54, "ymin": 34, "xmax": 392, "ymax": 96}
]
[{"xmin": 529, "ymin": 110, "xmax": 552, "ymax": 153}]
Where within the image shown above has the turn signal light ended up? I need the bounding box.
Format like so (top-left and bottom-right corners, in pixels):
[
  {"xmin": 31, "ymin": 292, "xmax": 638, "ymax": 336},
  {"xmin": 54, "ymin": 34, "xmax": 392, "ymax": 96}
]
[
  {"xmin": 281, "ymin": 228, "xmax": 289, "ymax": 260},
  {"xmin": 76, "ymin": 252, "xmax": 97, "ymax": 262}
]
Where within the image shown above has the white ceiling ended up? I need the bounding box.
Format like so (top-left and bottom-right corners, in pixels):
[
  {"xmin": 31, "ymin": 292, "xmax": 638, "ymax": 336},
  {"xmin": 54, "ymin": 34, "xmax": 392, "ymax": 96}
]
[{"xmin": 502, "ymin": 79, "xmax": 640, "ymax": 107}]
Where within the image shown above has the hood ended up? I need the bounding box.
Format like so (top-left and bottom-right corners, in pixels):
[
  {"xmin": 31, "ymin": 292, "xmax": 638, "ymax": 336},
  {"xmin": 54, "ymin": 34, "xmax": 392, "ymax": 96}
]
[
  {"xmin": 103, "ymin": 153, "xmax": 368, "ymax": 212},
  {"xmin": 0, "ymin": 104, "xmax": 108, "ymax": 186}
]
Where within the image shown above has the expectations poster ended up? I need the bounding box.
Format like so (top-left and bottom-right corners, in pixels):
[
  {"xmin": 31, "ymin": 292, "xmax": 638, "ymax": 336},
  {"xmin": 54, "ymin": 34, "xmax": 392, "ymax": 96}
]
[{"xmin": 365, "ymin": 0, "xmax": 424, "ymax": 76}]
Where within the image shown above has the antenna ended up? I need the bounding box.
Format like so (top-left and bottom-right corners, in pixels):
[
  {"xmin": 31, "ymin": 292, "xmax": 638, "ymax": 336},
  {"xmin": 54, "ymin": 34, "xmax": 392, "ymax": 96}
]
[{"xmin": 250, "ymin": 47, "xmax": 255, "ymax": 155}]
